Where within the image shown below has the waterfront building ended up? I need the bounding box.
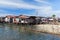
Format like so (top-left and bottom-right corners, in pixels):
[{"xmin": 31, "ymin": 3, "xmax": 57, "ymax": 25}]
[
  {"xmin": 28, "ymin": 16, "xmax": 36, "ymax": 24},
  {"xmin": 58, "ymin": 18, "xmax": 60, "ymax": 22},
  {"xmin": 36, "ymin": 17, "xmax": 41, "ymax": 24},
  {"xmin": 5, "ymin": 16, "xmax": 10, "ymax": 23},
  {"xmin": 0, "ymin": 15, "xmax": 59, "ymax": 24},
  {"xmin": 19, "ymin": 15, "xmax": 29, "ymax": 24},
  {"xmin": 5, "ymin": 15, "xmax": 13, "ymax": 23},
  {"xmin": 13, "ymin": 16, "xmax": 19, "ymax": 24},
  {"xmin": 0, "ymin": 17, "xmax": 5, "ymax": 23}
]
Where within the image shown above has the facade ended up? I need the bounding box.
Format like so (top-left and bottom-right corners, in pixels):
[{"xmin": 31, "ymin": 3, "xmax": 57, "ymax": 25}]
[
  {"xmin": 35, "ymin": 17, "xmax": 42, "ymax": 24},
  {"xmin": 0, "ymin": 17, "xmax": 5, "ymax": 23},
  {"xmin": 5, "ymin": 17, "xmax": 10, "ymax": 23},
  {"xmin": 13, "ymin": 16, "xmax": 19, "ymax": 24},
  {"xmin": 39, "ymin": 17, "xmax": 48, "ymax": 24},
  {"xmin": 28, "ymin": 16, "xmax": 36, "ymax": 24},
  {"xmin": 19, "ymin": 15, "xmax": 29, "ymax": 24},
  {"xmin": 5, "ymin": 16, "xmax": 13, "ymax": 23}
]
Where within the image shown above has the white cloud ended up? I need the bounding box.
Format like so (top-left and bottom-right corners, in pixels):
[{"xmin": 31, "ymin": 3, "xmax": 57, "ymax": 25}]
[
  {"xmin": 0, "ymin": 0, "xmax": 52, "ymax": 17},
  {"xmin": 36, "ymin": 6, "xmax": 52, "ymax": 15},
  {"xmin": 0, "ymin": 0, "xmax": 60, "ymax": 17},
  {"xmin": 0, "ymin": 0, "xmax": 51, "ymax": 9},
  {"xmin": 0, "ymin": 0, "xmax": 42, "ymax": 9},
  {"xmin": 0, "ymin": 13, "xmax": 15, "ymax": 17},
  {"xmin": 34, "ymin": 0, "xmax": 50, "ymax": 4},
  {"xmin": 51, "ymin": 10, "xmax": 60, "ymax": 17}
]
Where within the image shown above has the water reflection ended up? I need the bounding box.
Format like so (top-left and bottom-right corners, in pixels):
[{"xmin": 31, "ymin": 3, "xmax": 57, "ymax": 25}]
[{"xmin": 0, "ymin": 24, "xmax": 60, "ymax": 40}]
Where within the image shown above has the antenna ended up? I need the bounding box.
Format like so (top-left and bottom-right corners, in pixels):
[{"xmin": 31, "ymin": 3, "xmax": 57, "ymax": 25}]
[{"xmin": 36, "ymin": 9, "xmax": 39, "ymax": 16}]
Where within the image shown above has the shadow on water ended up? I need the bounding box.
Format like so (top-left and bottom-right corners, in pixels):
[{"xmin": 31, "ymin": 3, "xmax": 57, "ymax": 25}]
[{"xmin": 0, "ymin": 24, "xmax": 60, "ymax": 40}]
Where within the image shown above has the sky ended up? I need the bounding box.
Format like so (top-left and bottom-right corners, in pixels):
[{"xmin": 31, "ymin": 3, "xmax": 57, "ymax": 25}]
[{"xmin": 0, "ymin": 0, "xmax": 60, "ymax": 17}]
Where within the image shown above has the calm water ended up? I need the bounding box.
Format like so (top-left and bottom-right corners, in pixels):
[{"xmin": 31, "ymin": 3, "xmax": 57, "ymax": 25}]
[{"xmin": 0, "ymin": 24, "xmax": 60, "ymax": 40}]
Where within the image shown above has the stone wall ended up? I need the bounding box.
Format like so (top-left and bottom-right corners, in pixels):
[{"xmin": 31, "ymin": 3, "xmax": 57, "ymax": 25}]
[{"xmin": 35, "ymin": 24, "xmax": 60, "ymax": 34}]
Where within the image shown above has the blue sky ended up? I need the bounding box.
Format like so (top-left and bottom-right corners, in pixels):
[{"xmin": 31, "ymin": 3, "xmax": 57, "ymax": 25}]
[{"xmin": 0, "ymin": 0, "xmax": 60, "ymax": 17}]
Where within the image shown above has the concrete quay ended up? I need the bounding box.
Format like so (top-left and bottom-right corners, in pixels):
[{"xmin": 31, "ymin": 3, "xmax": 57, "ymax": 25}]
[{"xmin": 34, "ymin": 24, "xmax": 60, "ymax": 34}]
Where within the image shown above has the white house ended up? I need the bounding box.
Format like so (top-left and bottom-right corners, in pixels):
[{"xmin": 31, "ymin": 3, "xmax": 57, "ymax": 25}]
[{"xmin": 5, "ymin": 17, "xmax": 10, "ymax": 22}]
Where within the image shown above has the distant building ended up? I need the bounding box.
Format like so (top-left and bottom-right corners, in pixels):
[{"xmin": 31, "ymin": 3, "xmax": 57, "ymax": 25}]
[
  {"xmin": 1, "ymin": 15, "xmax": 59, "ymax": 24},
  {"xmin": 19, "ymin": 15, "xmax": 29, "ymax": 24},
  {"xmin": 13, "ymin": 16, "xmax": 19, "ymax": 24},
  {"xmin": 5, "ymin": 15, "xmax": 13, "ymax": 23}
]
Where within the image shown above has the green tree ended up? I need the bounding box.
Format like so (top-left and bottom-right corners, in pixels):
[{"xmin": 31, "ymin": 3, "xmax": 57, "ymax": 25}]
[
  {"xmin": 52, "ymin": 14, "xmax": 56, "ymax": 18},
  {"xmin": 52, "ymin": 14, "xmax": 56, "ymax": 24}
]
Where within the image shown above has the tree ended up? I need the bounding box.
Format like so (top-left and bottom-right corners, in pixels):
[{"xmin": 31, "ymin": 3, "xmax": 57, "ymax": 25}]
[
  {"xmin": 52, "ymin": 14, "xmax": 56, "ymax": 24},
  {"xmin": 52, "ymin": 14, "xmax": 56, "ymax": 18}
]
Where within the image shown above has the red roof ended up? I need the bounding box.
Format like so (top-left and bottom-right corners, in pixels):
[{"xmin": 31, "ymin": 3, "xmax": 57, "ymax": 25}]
[{"xmin": 19, "ymin": 15, "xmax": 29, "ymax": 19}]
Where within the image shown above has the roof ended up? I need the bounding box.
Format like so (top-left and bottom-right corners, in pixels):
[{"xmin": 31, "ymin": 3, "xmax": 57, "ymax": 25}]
[{"xmin": 19, "ymin": 15, "xmax": 29, "ymax": 19}]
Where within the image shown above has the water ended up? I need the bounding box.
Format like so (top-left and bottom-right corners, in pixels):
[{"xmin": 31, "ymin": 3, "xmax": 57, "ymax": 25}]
[{"xmin": 0, "ymin": 24, "xmax": 60, "ymax": 40}]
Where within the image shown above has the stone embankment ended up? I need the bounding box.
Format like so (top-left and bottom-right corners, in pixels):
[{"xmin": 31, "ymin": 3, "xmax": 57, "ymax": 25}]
[{"xmin": 34, "ymin": 24, "xmax": 60, "ymax": 34}]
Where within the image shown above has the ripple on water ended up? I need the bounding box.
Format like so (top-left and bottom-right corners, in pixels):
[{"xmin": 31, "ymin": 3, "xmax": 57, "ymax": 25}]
[{"xmin": 0, "ymin": 24, "xmax": 59, "ymax": 40}]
